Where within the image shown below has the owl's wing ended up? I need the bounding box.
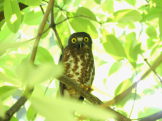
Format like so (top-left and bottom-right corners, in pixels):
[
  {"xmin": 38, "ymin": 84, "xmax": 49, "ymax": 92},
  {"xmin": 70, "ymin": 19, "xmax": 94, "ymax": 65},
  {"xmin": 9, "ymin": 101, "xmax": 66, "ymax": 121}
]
[{"xmin": 59, "ymin": 54, "xmax": 66, "ymax": 96}]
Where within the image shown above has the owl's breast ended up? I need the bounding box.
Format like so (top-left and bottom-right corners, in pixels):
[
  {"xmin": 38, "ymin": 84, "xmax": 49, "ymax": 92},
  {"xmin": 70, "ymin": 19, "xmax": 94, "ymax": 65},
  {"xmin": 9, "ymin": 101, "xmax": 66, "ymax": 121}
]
[{"xmin": 62, "ymin": 50, "xmax": 93, "ymax": 86}]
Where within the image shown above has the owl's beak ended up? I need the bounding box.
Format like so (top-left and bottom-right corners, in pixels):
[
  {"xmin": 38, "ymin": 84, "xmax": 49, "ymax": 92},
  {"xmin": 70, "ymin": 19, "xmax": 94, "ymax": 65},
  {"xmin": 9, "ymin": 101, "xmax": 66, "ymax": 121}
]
[{"xmin": 77, "ymin": 37, "xmax": 83, "ymax": 48}]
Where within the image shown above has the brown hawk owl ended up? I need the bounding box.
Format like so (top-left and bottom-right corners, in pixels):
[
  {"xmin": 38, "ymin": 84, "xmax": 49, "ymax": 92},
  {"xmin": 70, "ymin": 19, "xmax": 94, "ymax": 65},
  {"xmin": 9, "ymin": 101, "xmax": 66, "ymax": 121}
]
[{"xmin": 60, "ymin": 32, "xmax": 95, "ymax": 100}]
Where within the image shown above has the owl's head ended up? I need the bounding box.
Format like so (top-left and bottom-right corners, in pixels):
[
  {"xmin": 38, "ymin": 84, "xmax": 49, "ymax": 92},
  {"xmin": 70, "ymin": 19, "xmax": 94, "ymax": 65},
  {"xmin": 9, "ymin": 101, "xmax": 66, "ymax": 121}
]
[{"xmin": 68, "ymin": 32, "xmax": 92, "ymax": 49}]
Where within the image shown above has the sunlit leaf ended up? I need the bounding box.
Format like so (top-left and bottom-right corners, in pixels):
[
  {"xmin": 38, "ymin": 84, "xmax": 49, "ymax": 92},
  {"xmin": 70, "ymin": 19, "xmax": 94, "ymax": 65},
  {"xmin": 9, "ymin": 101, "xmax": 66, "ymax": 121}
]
[
  {"xmin": 0, "ymin": 0, "xmax": 4, "ymax": 12},
  {"xmin": 70, "ymin": 18, "xmax": 98, "ymax": 38},
  {"xmin": 142, "ymin": 7, "xmax": 162, "ymax": 21},
  {"xmin": 147, "ymin": 38, "xmax": 155, "ymax": 48},
  {"xmin": 138, "ymin": 107, "xmax": 161, "ymax": 118},
  {"xmin": 115, "ymin": 79, "xmax": 132, "ymax": 96},
  {"xmin": 102, "ymin": 0, "xmax": 114, "ymax": 13},
  {"xmin": 76, "ymin": 7, "xmax": 97, "ymax": 21},
  {"xmin": 4, "ymin": 0, "xmax": 22, "ymax": 33},
  {"xmin": 18, "ymin": 0, "xmax": 42, "ymax": 6},
  {"xmin": 143, "ymin": 88, "xmax": 155, "ymax": 95},
  {"xmin": 94, "ymin": 0, "xmax": 101, "ymax": 4},
  {"xmin": 23, "ymin": 9, "xmax": 42, "ymax": 25},
  {"xmin": 31, "ymin": 96, "xmax": 114, "ymax": 121},
  {"xmin": 113, "ymin": 9, "xmax": 142, "ymax": 23},
  {"xmin": 0, "ymin": 102, "xmax": 5, "ymax": 117},
  {"xmin": 130, "ymin": 43, "xmax": 143, "ymax": 61},
  {"xmin": 0, "ymin": 86, "xmax": 17, "ymax": 100},
  {"xmin": 146, "ymin": 26, "xmax": 157, "ymax": 38},
  {"xmin": 0, "ymin": 40, "xmax": 32, "ymax": 55},
  {"xmin": 35, "ymin": 47, "xmax": 54, "ymax": 65},
  {"xmin": 116, "ymin": 93, "xmax": 140, "ymax": 107},
  {"xmin": 0, "ymin": 24, "xmax": 17, "ymax": 43},
  {"xmin": 17, "ymin": 62, "xmax": 64, "ymax": 87},
  {"xmin": 10, "ymin": 117, "xmax": 18, "ymax": 121},
  {"xmin": 159, "ymin": 14, "xmax": 162, "ymax": 40},
  {"xmin": 103, "ymin": 35, "xmax": 126, "ymax": 59},
  {"xmin": 125, "ymin": 32, "xmax": 136, "ymax": 55},
  {"xmin": 125, "ymin": 0, "xmax": 136, "ymax": 6},
  {"xmin": 0, "ymin": 71, "xmax": 18, "ymax": 86},
  {"xmin": 151, "ymin": 0, "xmax": 162, "ymax": 7},
  {"xmin": 108, "ymin": 61, "xmax": 122, "ymax": 76},
  {"xmin": 27, "ymin": 105, "xmax": 37, "ymax": 121}
]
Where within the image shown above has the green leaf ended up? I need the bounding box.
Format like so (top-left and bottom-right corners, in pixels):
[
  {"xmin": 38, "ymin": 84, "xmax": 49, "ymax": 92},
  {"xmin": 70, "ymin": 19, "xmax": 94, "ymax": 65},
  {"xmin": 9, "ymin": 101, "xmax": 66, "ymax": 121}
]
[
  {"xmin": 125, "ymin": 0, "xmax": 136, "ymax": 6},
  {"xmin": 102, "ymin": 0, "xmax": 114, "ymax": 13},
  {"xmin": 124, "ymin": 32, "xmax": 143, "ymax": 66},
  {"xmin": 130, "ymin": 43, "xmax": 143, "ymax": 61},
  {"xmin": 159, "ymin": 14, "xmax": 162, "ymax": 40},
  {"xmin": 125, "ymin": 32, "xmax": 136, "ymax": 57},
  {"xmin": 94, "ymin": 0, "xmax": 101, "ymax": 4},
  {"xmin": 0, "ymin": 86, "xmax": 17, "ymax": 100},
  {"xmin": 146, "ymin": 26, "xmax": 157, "ymax": 38},
  {"xmin": 108, "ymin": 61, "xmax": 122, "ymax": 76},
  {"xmin": 70, "ymin": 18, "xmax": 98, "ymax": 38},
  {"xmin": 146, "ymin": 38, "xmax": 155, "ymax": 48},
  {"xmin": 142, "ymin": 7, "xmax": 162, "ymax": 21},
  {"xmin": 35, "ymin": 47, "xmax": 54, "ymax": 65},
  {"xmin": 63, "ymin": 0, "xmax": 72, "ymax": 5},
  {"xmin": 16, "ymin": 62, "xmax": 64, "ymax": 87},
  {"xmin": 0, "ymin": 40, "xmax": 31, "ymax": 55},
  {"xmin": 4, "ymin": 0, "xmax": 22, "ymax": 33},
  {"xmin": 116, "ymin": 93, "xmax": 140, "ymax": 107},
  {"xmin": 151, "ymin": 0, "xmax": 162, "ymax": 7},
  {"xmin": 0, "ymin": 102, "xmax": 6, "ymax": 117},
  {"xmin": 76, "ymin": 7, "xmax": 97, "ymax": 21},
  {"xmin": 27, "ymin": 105, "xmax": 37, "ymax": 121},
  {"xmin": 0, "ymin": 24, "xmax": 17, "ymax": 43},
  {"xmin": 103, "ymin": 35, "xmax": 126, "ymax": 59},
  {"xmin": 115, "ymin": 79, "xmax": 132, "ymax": 96},
  {"xmin": 138, "ymin": 107, "xmax": 161, "ymax": 118},
  {"xmin": 31, "ymin": 96, "xmax": 114, "ymax": 121},
  {"xmin": 113, "ymin": 9, "xmax": 142, "ymax": 23},
  {"xmin": 23, "ymin": 9, "xmax": 42, "ymax": 25},
  {"xmin": 143, "ymin": 88, "xmax": 155, "ymax": 95},
  {"xmin": 18, "ymin": 0, "xmax": 42, "ymax": 6},
  {"xmin": 0, "ymin": 0, "xmax": 4, "ymax": 12}
]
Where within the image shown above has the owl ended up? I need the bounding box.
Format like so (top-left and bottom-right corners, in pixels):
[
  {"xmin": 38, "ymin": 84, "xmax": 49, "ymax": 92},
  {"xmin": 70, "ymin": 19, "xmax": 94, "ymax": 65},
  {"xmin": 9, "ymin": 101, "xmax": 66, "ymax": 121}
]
[{"xmin": 59, "ymin": 32, "xmax": 95, "ymax": 100}]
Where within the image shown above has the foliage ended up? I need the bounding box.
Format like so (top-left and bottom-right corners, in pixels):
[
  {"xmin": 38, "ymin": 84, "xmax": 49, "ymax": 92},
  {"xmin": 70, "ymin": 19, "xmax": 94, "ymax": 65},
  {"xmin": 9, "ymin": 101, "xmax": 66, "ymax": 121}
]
[{"xmin": 0, "ymin": 0, "xmax": 162, "ymax": 121}]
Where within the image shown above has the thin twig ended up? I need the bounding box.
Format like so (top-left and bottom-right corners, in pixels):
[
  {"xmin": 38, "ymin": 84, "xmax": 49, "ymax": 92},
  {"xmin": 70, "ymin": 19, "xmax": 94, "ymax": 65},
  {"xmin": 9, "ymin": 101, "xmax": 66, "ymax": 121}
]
[
  {"xmin": 51, "ymin": 0, "xmax": 64, "ymax": 53},
  {"xmin": 129, "ymin": 85, "xmax": 137, "ymax": 118},
  {"xmin": 55, "ymin": 15, "xmax": 102, "ymax": 26},
  {"xmin": 101, "ymin": 53, "xmax": 162, "ymax": 108},
  {"xmin": 143, "ymin": 56, "xmax": 162, "ymax": 84},
  {"xmin": 40, "ymin": 5, "xmax": 45, "ymax": 14}
]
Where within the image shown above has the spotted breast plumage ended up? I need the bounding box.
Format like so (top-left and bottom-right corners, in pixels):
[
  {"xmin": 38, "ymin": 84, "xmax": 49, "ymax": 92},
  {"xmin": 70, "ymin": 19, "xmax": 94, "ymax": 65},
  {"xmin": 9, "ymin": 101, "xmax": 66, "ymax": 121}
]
[{"xmin": 60, "ymin": 32, "xmax": 95, "ymax": 100}]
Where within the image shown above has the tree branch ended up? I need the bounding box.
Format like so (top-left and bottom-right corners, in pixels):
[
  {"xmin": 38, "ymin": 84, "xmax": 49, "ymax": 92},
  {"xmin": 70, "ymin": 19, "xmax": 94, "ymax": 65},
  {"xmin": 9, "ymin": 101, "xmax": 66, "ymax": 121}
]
[
  {"xmin": 58, "ymin": 76, "xmax": 131, "ymax": 121},
  {"xmin": 0, "ymin": 1, "xmax": 54, "ymax": 121},
  {"xmin": 143, "ymin": 57, "xmax": 162, "ymax": 84},
  {"xmin": 140, "ymin": 110, "xmax": 162, "ymax": 121},
  {"xmin": 101, "ymin": 53, "xmax": 162, "ymax": 107}
]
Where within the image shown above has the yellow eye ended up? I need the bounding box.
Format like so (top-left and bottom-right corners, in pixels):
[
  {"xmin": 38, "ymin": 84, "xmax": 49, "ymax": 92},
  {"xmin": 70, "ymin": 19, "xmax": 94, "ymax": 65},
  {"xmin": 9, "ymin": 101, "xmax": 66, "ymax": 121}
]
[
  {"xmin": 84, "ymin": 37, "xmax": 89, "ymax": 42},
  {"xmin": 71, "ymin": 38, "xmax": 77, "ymax": 43}
]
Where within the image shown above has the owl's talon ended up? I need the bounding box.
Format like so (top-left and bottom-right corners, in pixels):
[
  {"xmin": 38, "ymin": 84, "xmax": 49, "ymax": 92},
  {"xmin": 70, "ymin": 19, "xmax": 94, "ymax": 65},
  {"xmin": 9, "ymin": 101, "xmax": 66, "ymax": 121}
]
[{"xmin": 81, "ymin": 85, "xmax": 93, "ymax": 92}]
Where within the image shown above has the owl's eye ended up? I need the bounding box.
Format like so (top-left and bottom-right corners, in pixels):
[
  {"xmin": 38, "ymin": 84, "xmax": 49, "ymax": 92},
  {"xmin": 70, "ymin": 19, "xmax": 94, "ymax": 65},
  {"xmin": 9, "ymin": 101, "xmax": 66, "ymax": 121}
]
[
  {"xmin": 84, "ymin": 37, "xmax": 89, "ymax": 42},
  {"xmin": 71, "ymin": 38, "xmax": 77, "ymax": 43}
]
